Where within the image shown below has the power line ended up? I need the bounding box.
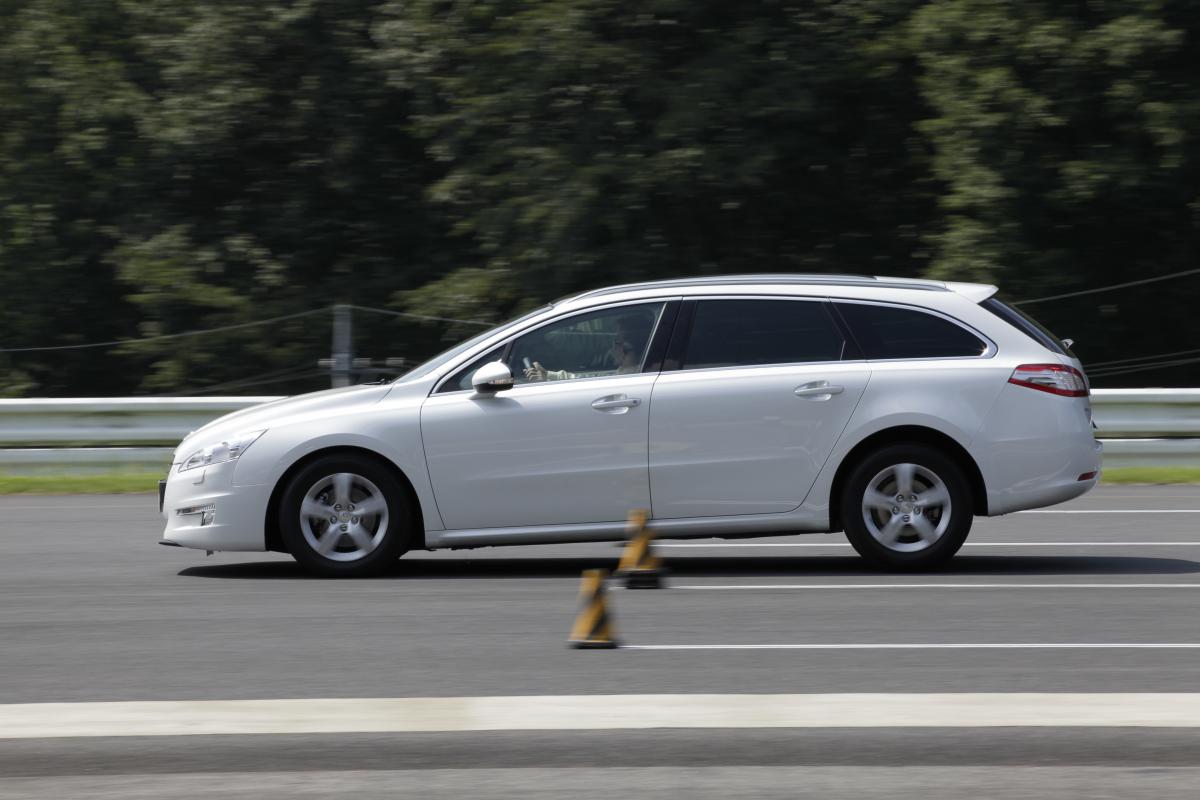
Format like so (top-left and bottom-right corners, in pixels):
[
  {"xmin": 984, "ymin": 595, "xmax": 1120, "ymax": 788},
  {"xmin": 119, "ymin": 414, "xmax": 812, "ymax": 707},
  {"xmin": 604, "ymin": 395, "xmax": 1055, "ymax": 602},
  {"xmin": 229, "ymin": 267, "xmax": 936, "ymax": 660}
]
[
  {"xmin": 1015, "ymin": 268, "xmax": 1200, "ymax": 306},
  {"xmin": 181, "ymin": 370, "xmax": 328, "ymax": 396},
  {"xmin": 1086, "ymin": 346, "xmax": 1200, "ymax": 369},
  {"xmin": 159, "ymin": 365, "xmax": 318, "ymax": 397},
  {"xmin": 0, "ymin": 302, "xmax": 490, "ymax": 355},
  {"xmin": 0, "ymin": 308, "xmax": 330, "ymax": 354},
  {"xmin": 347, "ymin": 304, "xmax": 493, "ymax": 327},
  {"xmin": 1088, "ymin": 354, "xmax": 1200, "ymax": 378}
]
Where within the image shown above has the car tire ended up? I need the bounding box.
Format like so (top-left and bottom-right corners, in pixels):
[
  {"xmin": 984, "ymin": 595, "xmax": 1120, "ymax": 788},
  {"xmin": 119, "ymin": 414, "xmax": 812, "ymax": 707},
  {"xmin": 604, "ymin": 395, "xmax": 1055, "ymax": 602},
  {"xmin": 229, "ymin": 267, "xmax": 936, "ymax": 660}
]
[
  {"xmin": 840, "ymin": 443, "xmax": 973, "ymax": 570},
  {"xmin": 278, "ymin": 453, "xmax": 413, "ymax": 578}
]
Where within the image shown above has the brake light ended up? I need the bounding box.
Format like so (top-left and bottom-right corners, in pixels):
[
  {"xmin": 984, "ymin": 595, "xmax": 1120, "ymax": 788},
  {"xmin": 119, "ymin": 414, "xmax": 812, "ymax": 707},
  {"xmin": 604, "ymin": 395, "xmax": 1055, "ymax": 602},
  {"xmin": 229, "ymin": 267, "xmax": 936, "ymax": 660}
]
[{"xmin": 1008, "ymin": 364, "xmax": 1088, "ymax": 397}]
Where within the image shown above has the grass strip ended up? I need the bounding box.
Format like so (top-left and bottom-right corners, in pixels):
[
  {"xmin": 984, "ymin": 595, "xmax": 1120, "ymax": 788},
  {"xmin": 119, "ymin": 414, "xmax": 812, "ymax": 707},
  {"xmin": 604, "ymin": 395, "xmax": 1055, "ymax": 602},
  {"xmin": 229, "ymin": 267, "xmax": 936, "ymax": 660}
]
[
  {"xmin": 1100, "ymin": 467, "xmax": 1200, "ymax": 485},
  {"xmin": 0, "ymin": 467, "xmax": 1198, "ymax": 495},
  {"xmin": 0, "ymin": 473, "xmax": 161, "ymax": 495}
]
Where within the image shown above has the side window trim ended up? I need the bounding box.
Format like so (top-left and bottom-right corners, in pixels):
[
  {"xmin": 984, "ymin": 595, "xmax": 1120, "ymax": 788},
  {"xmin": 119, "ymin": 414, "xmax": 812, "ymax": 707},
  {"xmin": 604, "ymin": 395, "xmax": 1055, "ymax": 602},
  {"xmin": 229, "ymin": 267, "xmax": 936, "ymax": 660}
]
[
  {"xmin": 829, "ymin": 298, "xmax": 996, "ymax": 361},
  {"xmin": 822, "ymin": 300, "xmax": 863, "ymax": 361},
  {"xmin": 661, "ymin": 299, "xmax": 696, "ymax": 372},
  {"xmin": 432, "ymin": 298, "xmax": 675, "ymax": 394},
  {"xmin": 827, "ymin": 301, "xmax": 865, "ymax": 361},
  {"xmin": 642, "ymin": 300, "xmax": 681, "ymax": 374},
  {"xmin": 667, "ymin": 296, "xmax": 855, "ymax": 373}
]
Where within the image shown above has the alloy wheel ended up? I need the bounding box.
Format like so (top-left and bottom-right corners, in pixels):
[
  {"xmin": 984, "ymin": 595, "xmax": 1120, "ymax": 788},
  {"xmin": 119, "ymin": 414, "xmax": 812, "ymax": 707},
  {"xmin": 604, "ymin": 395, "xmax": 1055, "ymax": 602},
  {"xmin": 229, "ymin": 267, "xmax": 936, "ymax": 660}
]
[
  {"xmin": 860, "ymin": 462, "xmax": 952, "ymax": 553},
  {"xmin": 299, "ymin": 472, "xmax": 390, "ymax": 562}
]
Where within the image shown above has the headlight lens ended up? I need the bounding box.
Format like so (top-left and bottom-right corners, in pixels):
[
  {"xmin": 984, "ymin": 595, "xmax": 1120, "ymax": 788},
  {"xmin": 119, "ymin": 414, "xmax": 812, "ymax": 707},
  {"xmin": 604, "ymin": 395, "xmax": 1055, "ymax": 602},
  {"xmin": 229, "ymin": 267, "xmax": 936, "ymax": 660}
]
[{"xmin": 178, "ymin": 430, "xmax": 266, "ymax": 472}]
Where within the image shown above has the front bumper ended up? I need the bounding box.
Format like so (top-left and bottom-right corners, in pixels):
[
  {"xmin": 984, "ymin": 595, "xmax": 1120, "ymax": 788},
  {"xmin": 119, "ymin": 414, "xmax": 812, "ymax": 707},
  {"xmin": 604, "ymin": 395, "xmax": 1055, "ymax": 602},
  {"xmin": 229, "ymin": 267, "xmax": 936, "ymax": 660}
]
[{"xmin": 159, "ymin": 460, "xmax": 270, "ymax": 552}]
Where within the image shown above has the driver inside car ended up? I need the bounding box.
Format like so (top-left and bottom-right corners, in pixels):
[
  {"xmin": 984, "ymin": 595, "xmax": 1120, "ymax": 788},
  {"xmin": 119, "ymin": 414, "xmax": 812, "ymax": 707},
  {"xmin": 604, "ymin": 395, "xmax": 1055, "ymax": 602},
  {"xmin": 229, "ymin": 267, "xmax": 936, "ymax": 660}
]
[{"xmin": 523, "ymin": 314, "xmax": 652, "ymax": 382}]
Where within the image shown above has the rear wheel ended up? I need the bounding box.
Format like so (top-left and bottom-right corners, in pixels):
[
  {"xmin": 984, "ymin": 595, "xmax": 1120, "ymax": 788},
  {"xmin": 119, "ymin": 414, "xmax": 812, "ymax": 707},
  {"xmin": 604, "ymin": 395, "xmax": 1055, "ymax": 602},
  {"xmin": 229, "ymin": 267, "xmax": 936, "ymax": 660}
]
[
  {"xmin": 840, "ymin": 443, "xmax": 973, "ymax": 570},
  {"xmin": 279, "ymin": 453, "xmax": 412, "ymax": 577}
]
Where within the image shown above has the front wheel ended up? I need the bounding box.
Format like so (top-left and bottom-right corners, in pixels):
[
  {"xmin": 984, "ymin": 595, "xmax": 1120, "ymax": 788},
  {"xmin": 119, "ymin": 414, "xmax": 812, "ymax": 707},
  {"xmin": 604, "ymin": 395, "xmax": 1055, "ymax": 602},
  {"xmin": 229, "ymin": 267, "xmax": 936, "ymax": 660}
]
[
  {"xmin": 279, "ymin": 453, "xmax": 413, "ymax": 577},
  {"xmin": 840, "ymin": 444, "xmax": 973, "ymax": 570}
]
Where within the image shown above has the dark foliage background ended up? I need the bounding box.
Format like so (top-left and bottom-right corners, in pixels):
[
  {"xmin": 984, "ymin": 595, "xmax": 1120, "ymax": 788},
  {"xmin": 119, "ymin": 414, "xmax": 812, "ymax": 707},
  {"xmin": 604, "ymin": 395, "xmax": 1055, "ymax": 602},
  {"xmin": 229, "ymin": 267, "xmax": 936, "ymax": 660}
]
[{"xmin": 2, "ymin": 0, "xmax": 1198, "ymax": 395}]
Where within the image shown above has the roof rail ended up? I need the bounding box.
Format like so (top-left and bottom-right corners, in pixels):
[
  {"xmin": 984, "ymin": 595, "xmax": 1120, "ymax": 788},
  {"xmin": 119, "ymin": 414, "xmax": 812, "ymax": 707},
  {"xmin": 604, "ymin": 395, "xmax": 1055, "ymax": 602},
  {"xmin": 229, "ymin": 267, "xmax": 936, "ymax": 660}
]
[{"xmin": 563, "ymin": 273, "xmax": 948, "ymax": 303}]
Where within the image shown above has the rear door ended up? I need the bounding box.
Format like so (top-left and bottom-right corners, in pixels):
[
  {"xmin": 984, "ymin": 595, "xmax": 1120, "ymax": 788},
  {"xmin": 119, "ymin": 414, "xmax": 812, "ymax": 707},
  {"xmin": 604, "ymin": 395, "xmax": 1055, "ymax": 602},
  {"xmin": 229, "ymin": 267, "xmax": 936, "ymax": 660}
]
[{"xmin": 647, "ymin": 298, "xmax": 869, "ymax": 519}]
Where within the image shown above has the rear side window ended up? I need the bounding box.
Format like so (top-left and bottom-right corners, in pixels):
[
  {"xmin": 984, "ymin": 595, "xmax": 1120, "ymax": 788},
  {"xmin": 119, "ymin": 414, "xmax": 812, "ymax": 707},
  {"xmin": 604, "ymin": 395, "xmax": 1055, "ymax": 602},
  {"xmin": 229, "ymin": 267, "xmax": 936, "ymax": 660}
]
[
  {"xmin": 682, "ymin": 300, "xmax": 847, "ymax": 370},
  {"xmin": 835, "ymin": 302, "xmax": 987, "ymax": 360},
  {"xmin": 980, "ymin": 297, "xmax": 1073, "ymax": 357}
]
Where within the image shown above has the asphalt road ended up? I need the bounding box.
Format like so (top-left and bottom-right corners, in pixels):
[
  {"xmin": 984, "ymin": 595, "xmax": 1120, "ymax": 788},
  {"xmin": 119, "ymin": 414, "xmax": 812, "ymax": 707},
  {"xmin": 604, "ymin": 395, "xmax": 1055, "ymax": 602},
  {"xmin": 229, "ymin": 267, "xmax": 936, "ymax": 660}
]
[{"xmin": 2, "ymin": 485, "xmax": 1199, "ymax": 798}]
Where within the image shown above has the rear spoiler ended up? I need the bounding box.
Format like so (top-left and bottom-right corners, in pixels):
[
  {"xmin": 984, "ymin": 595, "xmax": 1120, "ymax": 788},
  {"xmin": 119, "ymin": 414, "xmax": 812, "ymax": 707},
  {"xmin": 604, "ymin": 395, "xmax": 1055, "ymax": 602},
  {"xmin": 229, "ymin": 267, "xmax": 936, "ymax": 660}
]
[{"xmin": 945, "ymin": 282, "xmax": 999, "ymax": 303}]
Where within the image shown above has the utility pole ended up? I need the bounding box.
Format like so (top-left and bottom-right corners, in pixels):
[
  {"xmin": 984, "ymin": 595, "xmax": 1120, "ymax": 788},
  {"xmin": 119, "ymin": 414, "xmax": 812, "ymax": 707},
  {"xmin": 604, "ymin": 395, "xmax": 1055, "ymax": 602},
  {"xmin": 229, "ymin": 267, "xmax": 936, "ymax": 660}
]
[{"xmin": 331, "ymin": 304, "xmax": 352, "ymax": 388}]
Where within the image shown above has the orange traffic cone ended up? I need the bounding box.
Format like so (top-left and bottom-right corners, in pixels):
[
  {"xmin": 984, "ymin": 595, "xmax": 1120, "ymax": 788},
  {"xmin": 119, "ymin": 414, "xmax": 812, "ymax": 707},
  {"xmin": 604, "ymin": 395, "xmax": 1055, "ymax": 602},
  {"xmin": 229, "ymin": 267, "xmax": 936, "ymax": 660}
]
[
  {"xmin": 567, "ymin": 569, "xmax": 620, "ymax": 649},
  {"xmin": 615, "ymin": 508, "xmax": 665, "ymax": 589}
]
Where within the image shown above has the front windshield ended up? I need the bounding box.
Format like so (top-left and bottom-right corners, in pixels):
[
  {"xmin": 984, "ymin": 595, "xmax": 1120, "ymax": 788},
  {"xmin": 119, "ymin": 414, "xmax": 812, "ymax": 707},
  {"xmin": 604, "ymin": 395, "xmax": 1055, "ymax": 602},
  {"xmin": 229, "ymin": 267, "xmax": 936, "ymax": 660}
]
[{"xmin": 393, "ymin": 305, "xmax": 552, "ymax": 383}]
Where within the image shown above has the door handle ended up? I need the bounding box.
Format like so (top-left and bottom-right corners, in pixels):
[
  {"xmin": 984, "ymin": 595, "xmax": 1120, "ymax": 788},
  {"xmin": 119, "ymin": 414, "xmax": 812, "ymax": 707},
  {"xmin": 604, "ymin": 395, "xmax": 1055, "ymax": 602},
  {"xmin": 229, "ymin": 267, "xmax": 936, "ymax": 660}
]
[
  {"xmin": 794, "ymin": 381, "xmax": 844, "ymax": 399},
  {"xmin": 591, "ymin": 395, "xmax": 642, "ymax": 412}
]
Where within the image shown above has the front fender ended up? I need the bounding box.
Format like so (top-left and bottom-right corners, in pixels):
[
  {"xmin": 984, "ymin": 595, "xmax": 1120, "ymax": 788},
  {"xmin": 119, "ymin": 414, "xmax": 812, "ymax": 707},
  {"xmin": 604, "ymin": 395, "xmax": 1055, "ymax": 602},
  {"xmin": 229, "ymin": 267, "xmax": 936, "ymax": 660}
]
[{"xmin": 231, "ymin": 405, "xmax": 445, "ymax": 533}]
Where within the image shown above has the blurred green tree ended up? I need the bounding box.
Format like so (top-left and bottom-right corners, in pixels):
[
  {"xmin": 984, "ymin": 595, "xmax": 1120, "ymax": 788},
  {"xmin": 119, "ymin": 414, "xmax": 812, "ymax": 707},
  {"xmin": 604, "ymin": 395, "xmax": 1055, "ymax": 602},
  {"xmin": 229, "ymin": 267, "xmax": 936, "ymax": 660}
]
[
  {"xmin": 0, "ymin": 0, "xmax": 148, "ymax": 394},
  {"xmin": 381, "ymin": 0, "xmax": 935, "ymax": 316},
  {"xmin": 1, "ymin": 0, "xmax": 463, "ymax": 394},
  {"xmin": 1, "ymin": 0, "xmax": 1199, "ymax": 393},
  {"xmin": 908, "ymin": 0, "xmax": 1200, "ymax": 369}
]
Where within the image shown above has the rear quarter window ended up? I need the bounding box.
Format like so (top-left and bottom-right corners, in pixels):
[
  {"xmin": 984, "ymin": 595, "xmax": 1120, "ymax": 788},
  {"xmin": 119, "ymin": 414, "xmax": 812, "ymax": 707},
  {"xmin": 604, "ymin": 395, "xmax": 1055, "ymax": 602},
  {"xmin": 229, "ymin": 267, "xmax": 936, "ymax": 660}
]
[
  {"xmin": 980, "ymin": 297, "xmax": 1073, "ymax": 357},
  {"xmin": 834, "ymin": 302, "xmax": 988, "ymax": 360}
]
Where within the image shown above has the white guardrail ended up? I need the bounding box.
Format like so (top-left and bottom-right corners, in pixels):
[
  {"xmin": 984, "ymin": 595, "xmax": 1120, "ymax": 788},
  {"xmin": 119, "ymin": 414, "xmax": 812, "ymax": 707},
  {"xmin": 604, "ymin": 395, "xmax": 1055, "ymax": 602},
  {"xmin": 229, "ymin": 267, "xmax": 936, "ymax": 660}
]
[
  {"xmin": 0, "ymin": 397, "xmax": 282, "ymax": 475},
  {"xmin": 0, "ymin": 390, "xmax": 1198, "ymax": 475}
]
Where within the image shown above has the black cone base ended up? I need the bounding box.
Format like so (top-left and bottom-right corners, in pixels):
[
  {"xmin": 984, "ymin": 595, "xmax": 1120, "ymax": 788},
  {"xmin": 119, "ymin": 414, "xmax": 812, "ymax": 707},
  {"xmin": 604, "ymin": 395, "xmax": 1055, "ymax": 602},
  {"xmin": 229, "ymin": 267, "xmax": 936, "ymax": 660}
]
[
  {"xmin": 619, "ymin": 569, "xmax": 665, "ymax": 590},
  {"xmin": 569, "ymin": 639, "xmax": 620, "ymax": 649}
]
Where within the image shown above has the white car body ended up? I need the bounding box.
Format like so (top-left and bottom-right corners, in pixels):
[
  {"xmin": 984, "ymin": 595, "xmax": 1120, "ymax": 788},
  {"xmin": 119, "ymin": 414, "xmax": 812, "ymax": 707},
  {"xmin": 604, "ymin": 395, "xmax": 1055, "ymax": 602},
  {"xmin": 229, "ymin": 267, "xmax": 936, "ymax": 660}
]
[{"xmin": 160, "ymin": 275, "xmax": 1101, "ymax": 565}]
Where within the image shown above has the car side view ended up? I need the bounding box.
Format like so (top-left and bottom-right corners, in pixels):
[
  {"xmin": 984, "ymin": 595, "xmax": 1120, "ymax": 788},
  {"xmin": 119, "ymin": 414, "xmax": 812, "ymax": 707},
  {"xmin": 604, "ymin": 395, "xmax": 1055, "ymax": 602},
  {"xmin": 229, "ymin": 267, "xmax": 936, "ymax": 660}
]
[{"xmin": 160, "ymin": 275, "xmax": 1101, "ymax": 576}]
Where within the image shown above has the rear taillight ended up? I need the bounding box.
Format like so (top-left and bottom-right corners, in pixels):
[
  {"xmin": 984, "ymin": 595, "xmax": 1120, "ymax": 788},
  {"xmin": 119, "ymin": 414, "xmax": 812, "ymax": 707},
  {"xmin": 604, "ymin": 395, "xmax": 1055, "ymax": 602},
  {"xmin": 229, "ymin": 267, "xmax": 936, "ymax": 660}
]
[{"xmin": 1008, "ymin": 364, "xmax": 1089, "ymax": 398}]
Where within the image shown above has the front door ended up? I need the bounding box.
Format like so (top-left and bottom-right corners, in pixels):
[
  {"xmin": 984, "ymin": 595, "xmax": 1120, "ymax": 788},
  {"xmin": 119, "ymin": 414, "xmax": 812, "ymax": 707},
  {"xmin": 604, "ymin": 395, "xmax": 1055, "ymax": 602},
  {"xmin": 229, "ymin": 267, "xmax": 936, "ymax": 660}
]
[{"xmin": 421, "ymin": 302, "xmax": 666, "ymax": 530}]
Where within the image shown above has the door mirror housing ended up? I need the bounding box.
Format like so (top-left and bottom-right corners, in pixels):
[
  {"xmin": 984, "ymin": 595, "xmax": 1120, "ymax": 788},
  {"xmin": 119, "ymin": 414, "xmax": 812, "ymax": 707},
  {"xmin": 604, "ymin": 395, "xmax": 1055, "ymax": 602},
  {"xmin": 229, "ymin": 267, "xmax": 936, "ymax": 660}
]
[{"xmin": 471, "ymin": 361, "xmax": 514, "ymax": 393}]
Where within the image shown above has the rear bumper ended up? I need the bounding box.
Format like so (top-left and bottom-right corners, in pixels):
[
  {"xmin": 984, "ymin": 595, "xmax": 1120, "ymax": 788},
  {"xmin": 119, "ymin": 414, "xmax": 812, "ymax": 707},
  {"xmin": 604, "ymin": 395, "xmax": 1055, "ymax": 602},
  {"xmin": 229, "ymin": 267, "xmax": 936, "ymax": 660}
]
[
  {"xmin": 985, "ymin": 439, "xmax": 1102, "ymax": 516},
  {"xmin": 975, "ymin": 386, "xmax": 1102, "ymax": 516},
  {"xmin": 159, "ymin": 461, "xmax": 268, "ymax": 551}
]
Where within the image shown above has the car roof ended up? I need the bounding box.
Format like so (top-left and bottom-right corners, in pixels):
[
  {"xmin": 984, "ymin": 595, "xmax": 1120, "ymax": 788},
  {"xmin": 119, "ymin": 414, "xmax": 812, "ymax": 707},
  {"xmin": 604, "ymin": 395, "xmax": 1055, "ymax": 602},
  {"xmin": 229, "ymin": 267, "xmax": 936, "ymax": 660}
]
[{"xmin": 558, "ymin": 274, "xmax": 997, "ymax": 308}]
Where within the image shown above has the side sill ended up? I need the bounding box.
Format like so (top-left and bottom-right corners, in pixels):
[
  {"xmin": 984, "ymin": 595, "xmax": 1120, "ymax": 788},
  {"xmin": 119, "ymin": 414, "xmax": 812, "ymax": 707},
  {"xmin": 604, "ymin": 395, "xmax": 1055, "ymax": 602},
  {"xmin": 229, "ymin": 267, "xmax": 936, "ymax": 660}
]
[{"xmin": 427, "ymin": 512, "xmax": 830, "ymax": 549}]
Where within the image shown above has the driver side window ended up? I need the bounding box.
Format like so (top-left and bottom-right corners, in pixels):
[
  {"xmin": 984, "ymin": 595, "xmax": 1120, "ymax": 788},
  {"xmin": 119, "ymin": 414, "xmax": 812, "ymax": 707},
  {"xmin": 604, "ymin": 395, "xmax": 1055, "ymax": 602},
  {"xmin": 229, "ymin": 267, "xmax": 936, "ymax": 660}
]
[
  {"xmin": 437, "ymin": 302, "xmax": 664, "ymax": 393},
  {"xmin": 507, "ymin": 303, "xmax": 664, "ymax": 385}
]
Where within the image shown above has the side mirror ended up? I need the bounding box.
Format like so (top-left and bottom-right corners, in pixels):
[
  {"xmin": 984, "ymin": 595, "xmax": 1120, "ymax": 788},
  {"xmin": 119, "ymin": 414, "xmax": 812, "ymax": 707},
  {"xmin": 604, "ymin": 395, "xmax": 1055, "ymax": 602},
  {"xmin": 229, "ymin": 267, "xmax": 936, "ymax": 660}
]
[{"xmin": 471, "ymin": 361, "xmax": 514, "ymax": 393}]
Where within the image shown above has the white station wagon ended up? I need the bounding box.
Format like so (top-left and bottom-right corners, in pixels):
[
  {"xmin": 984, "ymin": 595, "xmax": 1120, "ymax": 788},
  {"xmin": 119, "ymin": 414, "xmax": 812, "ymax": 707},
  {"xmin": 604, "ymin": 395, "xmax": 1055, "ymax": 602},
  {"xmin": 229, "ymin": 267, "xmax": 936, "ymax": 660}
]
[{"xmin": 160, "ymin": 275, "xmax": 1101, "ymax": 576}]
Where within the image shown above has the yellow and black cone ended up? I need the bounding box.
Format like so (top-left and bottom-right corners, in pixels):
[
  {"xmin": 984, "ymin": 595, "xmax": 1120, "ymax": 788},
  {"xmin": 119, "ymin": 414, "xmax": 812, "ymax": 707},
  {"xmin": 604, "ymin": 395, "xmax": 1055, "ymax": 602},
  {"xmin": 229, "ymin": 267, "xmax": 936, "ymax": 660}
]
[
  {"xmin": 615, "ymin": 508, "xmax": 665, "ymax": 589},
  {"xmin": 568, "ymin": 569, "xmax": 620, "ymax": 649}
]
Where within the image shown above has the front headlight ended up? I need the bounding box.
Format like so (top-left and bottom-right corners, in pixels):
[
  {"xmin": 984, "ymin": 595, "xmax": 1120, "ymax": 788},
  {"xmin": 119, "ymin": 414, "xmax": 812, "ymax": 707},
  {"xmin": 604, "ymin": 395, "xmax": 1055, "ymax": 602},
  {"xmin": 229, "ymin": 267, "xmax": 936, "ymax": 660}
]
[{"xmin": 178, "ymin": 430, "xmax": 266, "ymax": 472}]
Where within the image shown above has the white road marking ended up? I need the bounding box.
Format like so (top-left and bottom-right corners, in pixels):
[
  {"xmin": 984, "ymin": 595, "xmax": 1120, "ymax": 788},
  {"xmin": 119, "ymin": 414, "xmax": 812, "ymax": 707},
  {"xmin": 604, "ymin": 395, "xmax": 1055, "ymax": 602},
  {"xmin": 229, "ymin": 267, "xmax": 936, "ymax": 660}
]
[
  {"xmin": 10, "ymin": 768, "xmax": 1200, "ymax": 800},
  {"xmin": 662, "ymin": 583, "xmax": 1200, "ymax": 590},
  {"xmin": 657, "ymin": 542, "xmax": 1200, "ymax": 548},
  {"xmin": 627, "ymin": 644, "xmax": 1200, "ymax": 651},
  {"xmin": 5, "ymin": 694, "xmax": 1200, "ymax": 737}
]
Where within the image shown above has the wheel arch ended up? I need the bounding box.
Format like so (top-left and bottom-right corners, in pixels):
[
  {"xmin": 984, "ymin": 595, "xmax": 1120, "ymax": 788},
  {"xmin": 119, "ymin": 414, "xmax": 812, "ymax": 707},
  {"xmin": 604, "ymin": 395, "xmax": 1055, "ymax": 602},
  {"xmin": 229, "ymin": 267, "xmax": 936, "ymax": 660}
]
[
  {"xmin": 828, "ymin": 425, "xmax": 988, "ymax": 531},
  {"xmin": 264, "ymin": 445, "xmax": 425, "ymax": 553}
]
